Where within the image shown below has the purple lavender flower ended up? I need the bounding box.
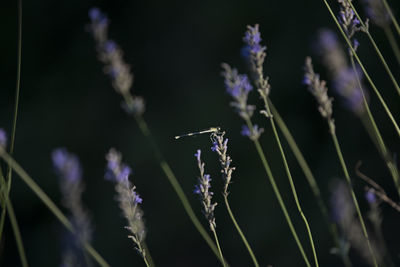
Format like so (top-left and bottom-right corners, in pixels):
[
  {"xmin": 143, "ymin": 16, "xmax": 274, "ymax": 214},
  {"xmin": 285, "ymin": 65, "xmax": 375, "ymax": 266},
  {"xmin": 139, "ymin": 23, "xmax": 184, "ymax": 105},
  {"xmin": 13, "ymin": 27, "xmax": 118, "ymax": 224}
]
[
  {"xmin": 52, "ymin": 148, "xmax": 92, "ymax": 267},
  {"xmin": 333, "ymin": 67, "xmax": 366, "ymax": 114},
  {"xmin": 243, "ymin": 24, "xmax": 270, "ymax": 97},
  {"xmin": 365, "ymin": 189, "xmax": 377, "ymax": 204},
  {"xmin": 52, "ymin": 148, "xmax": 82, "ymax": 182},
  {"xmin": 88, "ymin": 7, "xmax": 145, "ymax": 115},
  {"xmin": 194, "ymin": 149, "xmax": 217, "ymax": 230},
  {"xmin": 105, "ymin": 148, "xmax": 147, "ymax": 256},
  {"xmin": 303, "ymin": 57, "xmax": 334, "ymax": 123},
  {"xmin": 361, "ymin": 0, "xmax": 390, "ymax": 27},
  {"xmin": 0, "ymin": 129, "xmax": 7, "ymax": 148},
  {"xmin": 211, "ymin": 132, "xmax": 236, "ymax": 195},
  {"xmin": 221, "ymin": 63, "xmax": 255, "ymax": 120},
  {"xmin": 314, "ymin": 29, "xmax": 368, "ymax": 115}
]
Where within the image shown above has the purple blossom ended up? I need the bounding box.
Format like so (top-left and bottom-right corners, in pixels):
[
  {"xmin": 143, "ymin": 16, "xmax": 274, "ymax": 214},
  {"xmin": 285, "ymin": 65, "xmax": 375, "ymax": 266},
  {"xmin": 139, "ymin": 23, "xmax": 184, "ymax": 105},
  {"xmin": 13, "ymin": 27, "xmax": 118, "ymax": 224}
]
[
  {"xmin": 0, "ymin": 129, "xmax": 7, "ymax": 148},
  {"xmin": 333, "ymin": 67, "xmax": 365, "ymax": 114},
  {"xmin": 241, "ymin": 124, "xmax": 264, "ymax": 141},
  {"xmin": 243, "ymin": 24, "xmax": 266, "ymax": 57},
  {"xmin": 105, "ymin": 148, "xmax": 133, "ymax": 182},
  {"xmin": 221, "ymin": 63, "xmax": 255, "ymax": 120},
  {"xmin": 241, "ymin": 125, "xmax": 251, "ymax": 137},
  {"xmin": 242, "ymin": 24, "xmax": 270, "ymax": 97},
  {"xmin": 303, "ymin": 57, "xmax": 334, "ymax": 121},
  {"xmin": 194, "ymin": 149, "xmax": 217, "ymax": 230},
  {"xmin": 361, "ymin": 0, "xmax": 390, "ymax": 27},
  {"xmin": 365, "ymin": 190, "xmax": 377, "ymax": 204},
  {"xmin": 105, "ymin": 148, "xmax": 147, "ymax": 252},
  {"xmin": 88, "ymin": 7, "xmax": 145, "ymax": 115},
  {"xmin": 52, "ymin": 148, "xmax": 82, "ymax": 182}
]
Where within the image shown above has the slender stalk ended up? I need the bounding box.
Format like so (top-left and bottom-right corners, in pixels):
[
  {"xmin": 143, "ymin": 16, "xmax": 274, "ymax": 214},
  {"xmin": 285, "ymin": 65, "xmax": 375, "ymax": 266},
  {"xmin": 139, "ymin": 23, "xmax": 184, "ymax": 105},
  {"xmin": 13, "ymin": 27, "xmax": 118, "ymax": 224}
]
[
  {"xmin": 329, "ymin": 126, "xmax": 378, "ymax": 267},
  {"xmin": 346, "ymin": 0, "xmax": 400, "ymax": 97},
  {"xmin": 381, "ymin": 0, "xmax": 400, "ymax": 37},
  {"xmin": 0, "ymin": 148, "xmax": 110, "ymax": 267},
  {"xmin": 267, "ymin": 101, "xmax": 353, "ymax": 266},
  {"xmin": 322, "ymin": 0, "xmax": 400, "ymax": 138},
  {"xmin": 261, "ymin": 99, "xmax": 319, "ymax": 267},
  {"xmin": 383, "ymin": 25, "xmax": 400, "ymax": 66},
  {"xmin": 142, "ymin": 242, "xmax": 155, "ymax": 267},
  {"xmin": 132, "ymin": 113, "xmax": 226, "ymax": 265},
  {"xmin": 244, "ymin": 118, "xmax": 312, "ymax": 267},
  {"xmin": 0, "ymin": 170, "xmax": 28, "ymax": 267},
  {"xmin": 223, "ymin": 196, "xmax": 259, "ymax": 267},
  {"xmin": 0, "ymin": 0, "xmax": 23, "ymax": 243},
  {"xmin": 137, "ymin": 239, "xmax": 150, "ymax": 267},
  {"xmin": 349, "ymin": 55, "xmax": 400, "ymax": 196},
  {"xmin": 211, "ymin": 228, "xmax": 227, "ymax": 267}
]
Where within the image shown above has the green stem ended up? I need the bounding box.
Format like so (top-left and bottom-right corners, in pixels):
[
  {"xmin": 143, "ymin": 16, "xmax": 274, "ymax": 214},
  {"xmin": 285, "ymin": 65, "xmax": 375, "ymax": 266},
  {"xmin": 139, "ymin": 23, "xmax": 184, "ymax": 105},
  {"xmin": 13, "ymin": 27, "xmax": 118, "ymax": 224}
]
[
  {"xmin": 322, "ymin": 0, "xmax": 400, "ymax": 139},
  {"xmin": 132, "ymin": 113, "xmax": 226, "ymax": 265},
  {"xmin": 349, "ymin": 55, "xmax": 400, "ymax": 197},
  {"xmin": 223, "ymin": 196, "xmax": 259, "ymax": 267},
  {"xmin": 268, "ymin": 100, "xmax": 352, "ymax": 266},
  {"xmin": 211, "ymin": 228, "xmax": 227, "ymax": 267},
  {"xmin": 262, "ymin": 100, "xmax": 319, "ymax": 267},
  {"xmin": 0, "ymin": 148, "xmax": 110, "ymax": 267},
  {"xmin": 381, "ymin": 0, "xmax": 400, "ymax": 37},
  {"xmin": 383, "ymin": 25, "xmax": 400, "ymax": 67},
  {"xmin": 0, "ymin": 171, "xmax": 28, "ymax": 267},
  {"xmin": 142, "ymin": 242, "xmax": 155, "ymax": 267},
  {"xmin": 137, "ymin": 239, "xmax": 150, "ymax": 267},
  {"xmin": 244, "ymin": 118, "xmax": 311, "ymax": 267},
  {"xmin": 329, "ymin": 125, "xmax": 378, "ymax": 267},
  {"xmin": 346, "ymin": 0, "xmax": 400, "ymax": 97},
  {"xmin": 0, "ymin": 0, "xmax": 23, "ymax": 248}
]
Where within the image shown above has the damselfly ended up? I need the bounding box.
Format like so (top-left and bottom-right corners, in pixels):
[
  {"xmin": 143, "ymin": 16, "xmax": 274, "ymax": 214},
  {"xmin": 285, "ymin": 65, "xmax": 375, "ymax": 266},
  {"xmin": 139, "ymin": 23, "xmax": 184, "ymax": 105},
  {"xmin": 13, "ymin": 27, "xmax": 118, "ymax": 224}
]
[{"xmin": 174, "ymin": 127, "xmax": 222, "ymax": 142}]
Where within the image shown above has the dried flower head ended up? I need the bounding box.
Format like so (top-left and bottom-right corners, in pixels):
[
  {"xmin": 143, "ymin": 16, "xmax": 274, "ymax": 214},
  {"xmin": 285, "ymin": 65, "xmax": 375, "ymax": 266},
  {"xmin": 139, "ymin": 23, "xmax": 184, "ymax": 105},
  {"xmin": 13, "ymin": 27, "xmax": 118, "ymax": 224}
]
[
  {"xmin": 303, "ymin": 57, "xmax": 334, "ymax": 127},
  {"xmin": 194, "ymin": 149, "xmax": 217, "ymax": 230},
  {"xmin": 88, "ymin": 7, "xmax": 145, "ymax": 115},
  {"xmin": 211, "ymin": 132, "xmax": 235, "ymax": 195},
  {"xmin": 105, "ymin": 148, "xmax": 147, "ymax": 257}
]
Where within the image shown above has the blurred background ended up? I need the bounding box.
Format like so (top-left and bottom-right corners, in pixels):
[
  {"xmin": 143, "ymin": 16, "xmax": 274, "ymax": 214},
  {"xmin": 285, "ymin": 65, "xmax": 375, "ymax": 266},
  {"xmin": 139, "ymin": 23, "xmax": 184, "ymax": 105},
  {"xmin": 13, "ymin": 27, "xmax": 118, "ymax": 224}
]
[{"xmin": 1, "ymin": 0, "xmax": 400, "ymax": 266}]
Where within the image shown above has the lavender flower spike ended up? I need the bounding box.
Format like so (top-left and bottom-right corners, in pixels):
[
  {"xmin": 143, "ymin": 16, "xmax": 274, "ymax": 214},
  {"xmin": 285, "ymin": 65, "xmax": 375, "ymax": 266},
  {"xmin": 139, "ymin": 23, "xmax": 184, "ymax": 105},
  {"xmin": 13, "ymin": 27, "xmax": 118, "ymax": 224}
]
[
  {"xmin": 243, "ymin": 24, "xmax": 270, "ymax": 97},
  {"xmin": 105, "ymin": 148, "xmax": 147, "ymax": 258},
  {"xmin": 361, "ymin": 0, "xmax": 390, "ymax": 28},
  {"xmin": 241, "ymin": 124, "xmax": 264, "ymax": 141},
  {"xmin": 303, "ymin": 57, "xmax": 334, "ymax": 128},
  {"xmin": 211, "ymin": 132, "xmax": 235, "ymax": 195},
  {"xmin": 88, "ymin": 7, "xmax": 145, "ymax": 115},
  {"xmin": 221, "ymin": 63, "xmax": 255, "ymax": 120},
  {"xmin": 52, "ymin": 148, "xmax": 92, "ymax": 267},
  {"xmin": 0, "ymin": 129, "xmax": 7, "ymax": 148},
  {"xmin": 194, "ymin": 149, "xmax": 217, "ymax": 230}
]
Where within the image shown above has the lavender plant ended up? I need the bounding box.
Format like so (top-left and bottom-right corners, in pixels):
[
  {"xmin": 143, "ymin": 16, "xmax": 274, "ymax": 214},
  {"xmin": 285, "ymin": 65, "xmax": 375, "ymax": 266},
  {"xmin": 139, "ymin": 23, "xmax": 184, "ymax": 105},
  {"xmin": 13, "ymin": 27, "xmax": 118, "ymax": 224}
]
[
  {"xmin": 211, "ymin": 132, "xmax": 260, "ymax": 267},
  {"xmin": 105, "ymin": 148, "xmax": 151, "ymax": 266},
  {"xmin": 360, "ymin": 0, "xmax": 400, "ymax": 65},
  {"xmin": 303, "ymin": 57, "xmax": 378, "ymax": 266},
  {"xmin": 52, "ymin": 148, "xmax": 93, "ymax": 267},
  {"xmin": 243, "ymin": 25, "xmax": 320, "ymax": 267},
  {"xmin": 314, "ymin": 28, "xmax": 400, "ymax": 197},
  {"xmin": 321, "ymin": 0, "xmax": 400, "ymax": 139},
  {"xmin": 193, "ymin": 149, "xmax": 226, "ymax": 267},
  {"xmin": 222, "ymin": 59, "xmax": 312, "ymax": 266},
  {"xmin": 88, "ymin": 8, "xmax": 224, "ymax": 263}
]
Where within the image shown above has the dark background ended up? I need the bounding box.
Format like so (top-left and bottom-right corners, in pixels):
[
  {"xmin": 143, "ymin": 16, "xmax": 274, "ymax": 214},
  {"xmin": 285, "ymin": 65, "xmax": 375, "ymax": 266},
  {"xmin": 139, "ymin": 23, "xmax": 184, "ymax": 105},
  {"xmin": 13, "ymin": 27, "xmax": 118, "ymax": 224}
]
[{"xmin": 1, "ymin": 0, "xmax": 400, "ymax": 266}]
